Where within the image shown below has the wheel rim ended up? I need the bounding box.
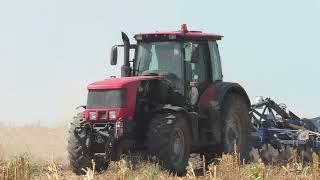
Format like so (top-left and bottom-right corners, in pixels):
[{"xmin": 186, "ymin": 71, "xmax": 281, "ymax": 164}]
[
  {"xmin": 172, "ymin": 128, "xmax": 185, "ymax": 162},
  {"xmin": 225, "ymin": 112, "xmax": 241, "ymax": 152}
]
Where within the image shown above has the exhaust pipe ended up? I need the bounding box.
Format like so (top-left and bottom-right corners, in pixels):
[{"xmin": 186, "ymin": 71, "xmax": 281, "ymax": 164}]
[{"xmin": 121, "ymin": 32, "xmax": 131, "ymax": 77}]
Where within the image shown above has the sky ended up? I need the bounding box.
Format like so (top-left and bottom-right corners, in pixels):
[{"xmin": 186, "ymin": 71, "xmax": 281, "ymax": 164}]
[{"xmin": 0, "ymin": 0, "xmax": 319, "ymax": 125}]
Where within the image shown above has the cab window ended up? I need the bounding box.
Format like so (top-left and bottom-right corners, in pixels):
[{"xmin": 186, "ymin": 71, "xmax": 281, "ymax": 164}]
[
  {"xmin": 208, "ymin": 41, "xmax": 223, "ymax": 81},
  {"xmin": 185, "ymin": 42, "xmax": 210, "ymax": 92}
]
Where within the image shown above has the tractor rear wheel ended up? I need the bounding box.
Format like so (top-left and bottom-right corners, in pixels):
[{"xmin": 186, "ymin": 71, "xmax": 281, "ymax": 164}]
[
  {"xmin": 147, "ymin": 112, "xmax": 191, "ymax": 176},
  {"xmin": 67, "ymin": 112, "xmax": 109, "ymax": 174},
  {"xmin": 221, "ymin": 93, "xmax": 251, "ymax": 161}
]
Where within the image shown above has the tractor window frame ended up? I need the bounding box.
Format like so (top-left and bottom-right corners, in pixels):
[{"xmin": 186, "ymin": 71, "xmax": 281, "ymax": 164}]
[
  {"xmin": 184, "ymin": 41, "xmax": 211, "ymax": 93},
  {"xmin": 208, "ymin": 41, "xmax": 223, "ymax": 81}
]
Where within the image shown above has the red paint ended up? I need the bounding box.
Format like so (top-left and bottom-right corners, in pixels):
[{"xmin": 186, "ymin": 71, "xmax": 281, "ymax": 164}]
[
  {"xmin": 87, "ymin": 76, "xmax": 159, "ymax": 90},
  {"xmin": 134, "ymin": 31, "xmax": 223, "ymax": 41},
  {"xmin": 199, "ymin": 84, "xmax": 217, "ymax": 108},
  {"xmin": 86, "ymin": 76, "xmax": 160, "ymax": 122}
]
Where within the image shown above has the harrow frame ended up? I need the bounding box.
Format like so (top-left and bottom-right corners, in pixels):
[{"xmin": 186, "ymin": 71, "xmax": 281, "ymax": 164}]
[{"xmin": 250, "ymin": 98, "xmax": 320, "ymax": 155}]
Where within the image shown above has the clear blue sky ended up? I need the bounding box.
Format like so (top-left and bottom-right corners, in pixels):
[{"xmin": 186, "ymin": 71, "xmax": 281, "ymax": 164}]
[{"xmin": 0, "ymin": 0, "xmax": 319, "ymax": 125}]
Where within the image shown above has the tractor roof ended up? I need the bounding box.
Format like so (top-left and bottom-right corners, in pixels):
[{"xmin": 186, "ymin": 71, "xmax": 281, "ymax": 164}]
[{"xmin": 134, "ymin": 24, "xmax": 223, "ymax": 41}]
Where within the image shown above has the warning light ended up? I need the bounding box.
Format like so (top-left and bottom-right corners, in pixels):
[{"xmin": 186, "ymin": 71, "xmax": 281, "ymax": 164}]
[{"xmin": 181, "ymin": 24, "xmax": 188, "ymax": 33}]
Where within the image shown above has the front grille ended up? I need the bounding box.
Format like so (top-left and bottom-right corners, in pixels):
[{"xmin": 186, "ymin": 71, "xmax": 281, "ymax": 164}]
[{"xmin": 87, "ymin": 89, "xmax": 126, "ymax": 109}]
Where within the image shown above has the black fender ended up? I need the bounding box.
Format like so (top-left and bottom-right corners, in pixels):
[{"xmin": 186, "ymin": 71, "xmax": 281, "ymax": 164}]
[
  {"xmin": 198, "ymin": 81, "xmax": 250, "ymax": 145},
  {"xmin": 213, "ymin": 81, "xmax": 251, "ymax": 109},
  {"xmin": 160, "ymin": 104, "xmax": 199, "ymax": 147}
]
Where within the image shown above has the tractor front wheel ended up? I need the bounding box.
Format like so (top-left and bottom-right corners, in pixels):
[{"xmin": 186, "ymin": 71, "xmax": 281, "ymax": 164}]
[
  {"xmin": 67, "ymin": 112, "xmax": 109, "ymax": 174},
  {"xmin": 147, "ymin": 112, "xmax": 191, "ymax": 176}
]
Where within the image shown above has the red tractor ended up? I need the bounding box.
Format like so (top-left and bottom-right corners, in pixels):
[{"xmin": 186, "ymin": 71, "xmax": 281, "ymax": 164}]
[{"xmin": 68, "ymin": 25, "xmax": 251, "ymax": 175}]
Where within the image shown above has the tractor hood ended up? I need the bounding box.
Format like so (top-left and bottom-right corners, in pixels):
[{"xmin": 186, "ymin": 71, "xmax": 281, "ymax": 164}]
[{"xmin": 87, "ymin": 76, "xmax": 160, "ymax": 90}]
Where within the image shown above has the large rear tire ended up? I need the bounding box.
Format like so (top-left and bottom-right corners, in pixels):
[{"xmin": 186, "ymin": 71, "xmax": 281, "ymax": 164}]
[
  {"xmin": 67, "ymin": 112, "xmax": 109, "ymax": 175},
  {"xmin": 147, "ymin": 112, "xmax": 191, "ymax": 176},
  {"xmin": 221, "ymin": 93, "xmax": 251, "ymax": 161}
]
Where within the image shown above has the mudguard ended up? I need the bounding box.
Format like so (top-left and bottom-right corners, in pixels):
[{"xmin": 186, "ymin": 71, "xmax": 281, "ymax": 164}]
[
  {"xmin": 198, "ymin": 81, "xmax": 250, "ymax": 145},
  {"xmin": 199, "ymin": 81, "xmax": 251, "ymax": 110}
]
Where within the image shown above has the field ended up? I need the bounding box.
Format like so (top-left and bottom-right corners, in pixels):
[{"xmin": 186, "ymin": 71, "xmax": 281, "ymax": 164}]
[{"xmin": 0, "ymin": 124, "xmax": 319, "ymax": 180}]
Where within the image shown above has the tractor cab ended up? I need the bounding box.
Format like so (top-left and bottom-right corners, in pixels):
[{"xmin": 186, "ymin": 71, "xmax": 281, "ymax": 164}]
[{"xmin": 110, "ymin": 24, "xmax": 224, "ymax": 105}]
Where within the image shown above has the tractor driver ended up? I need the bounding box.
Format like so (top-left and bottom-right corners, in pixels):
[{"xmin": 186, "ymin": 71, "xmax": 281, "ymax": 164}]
[{"xmin": 155, "ymin": 43, "xmax": 183, "ymax": 92}]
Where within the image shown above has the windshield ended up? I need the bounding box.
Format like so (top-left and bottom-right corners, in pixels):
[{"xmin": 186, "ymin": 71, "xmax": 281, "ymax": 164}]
[{"xmin": 135, "ymin": 42, "xmax": 182, "ymax": 78}]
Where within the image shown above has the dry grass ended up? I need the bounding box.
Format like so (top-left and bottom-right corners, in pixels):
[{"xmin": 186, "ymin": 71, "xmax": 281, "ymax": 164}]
[
  {"xmin": 2, "ymin": 152, "xmax": 320, "ymax": 180},
  {"xmin": 45, "ymin": 161, "xmax": 63, "ymax": 180},
  {"xmin": 0, "ymin": 154, "xmax": 31, "ymax": 180},
  {"xmin": 1, "ymin": 125, "xmax": 320, "ymax": 180}
]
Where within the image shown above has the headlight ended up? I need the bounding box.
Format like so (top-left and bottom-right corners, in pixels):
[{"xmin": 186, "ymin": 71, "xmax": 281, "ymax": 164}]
[
  {"xmin": 109, "ymin": 110, "xmax": 116, "ymax": 120},
  {"xmin": 89, "ymin": 111, "xmax": 97, "ymax": 120}
]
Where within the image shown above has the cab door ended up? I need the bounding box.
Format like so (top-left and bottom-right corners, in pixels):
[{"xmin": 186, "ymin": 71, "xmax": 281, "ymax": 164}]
[{"xmin": 185, "ymin": 41, "xmax": 212, "ymax": 104}]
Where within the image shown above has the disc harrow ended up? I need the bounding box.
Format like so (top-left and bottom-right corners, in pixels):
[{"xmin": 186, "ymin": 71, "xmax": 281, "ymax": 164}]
[{"xmin": 250, "ymin": 97, "xmax": 320, "ymax": 162}]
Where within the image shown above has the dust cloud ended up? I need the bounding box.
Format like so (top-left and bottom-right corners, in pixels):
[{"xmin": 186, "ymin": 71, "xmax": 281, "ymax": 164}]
[{"xmin": 0, "ymin": 123, "xmax": 69, "ymax": 165}]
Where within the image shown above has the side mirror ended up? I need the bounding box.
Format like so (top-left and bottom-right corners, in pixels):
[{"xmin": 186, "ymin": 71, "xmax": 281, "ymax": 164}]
[
  {"xmin": 184, "ymin": 42, "xmax": 199, "ymax": 63},
  {"xmin": 110, "ymin": 46, "xmax": 118, "ymax": 65}
]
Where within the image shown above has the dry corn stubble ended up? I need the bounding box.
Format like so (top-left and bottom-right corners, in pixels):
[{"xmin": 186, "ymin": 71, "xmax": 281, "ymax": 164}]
[{"xmin": 1, "ymin": 125, "xmax": 320, "ymax": 179}]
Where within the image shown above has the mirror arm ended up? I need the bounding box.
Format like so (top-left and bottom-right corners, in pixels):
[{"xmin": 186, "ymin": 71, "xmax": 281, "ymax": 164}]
[
  {"xmin": 112, "ymin": 44, "xmax": 136, "ymax": 48},
  {"xmin": 110, "ymin": 43, "xmax": 136, "ymax": 66}
]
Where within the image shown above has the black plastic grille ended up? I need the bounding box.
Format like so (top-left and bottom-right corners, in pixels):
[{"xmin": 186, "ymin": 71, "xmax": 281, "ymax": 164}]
[{"xmin": 87, "ymin": 89, "xmax": 125, "ymax": 109}]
